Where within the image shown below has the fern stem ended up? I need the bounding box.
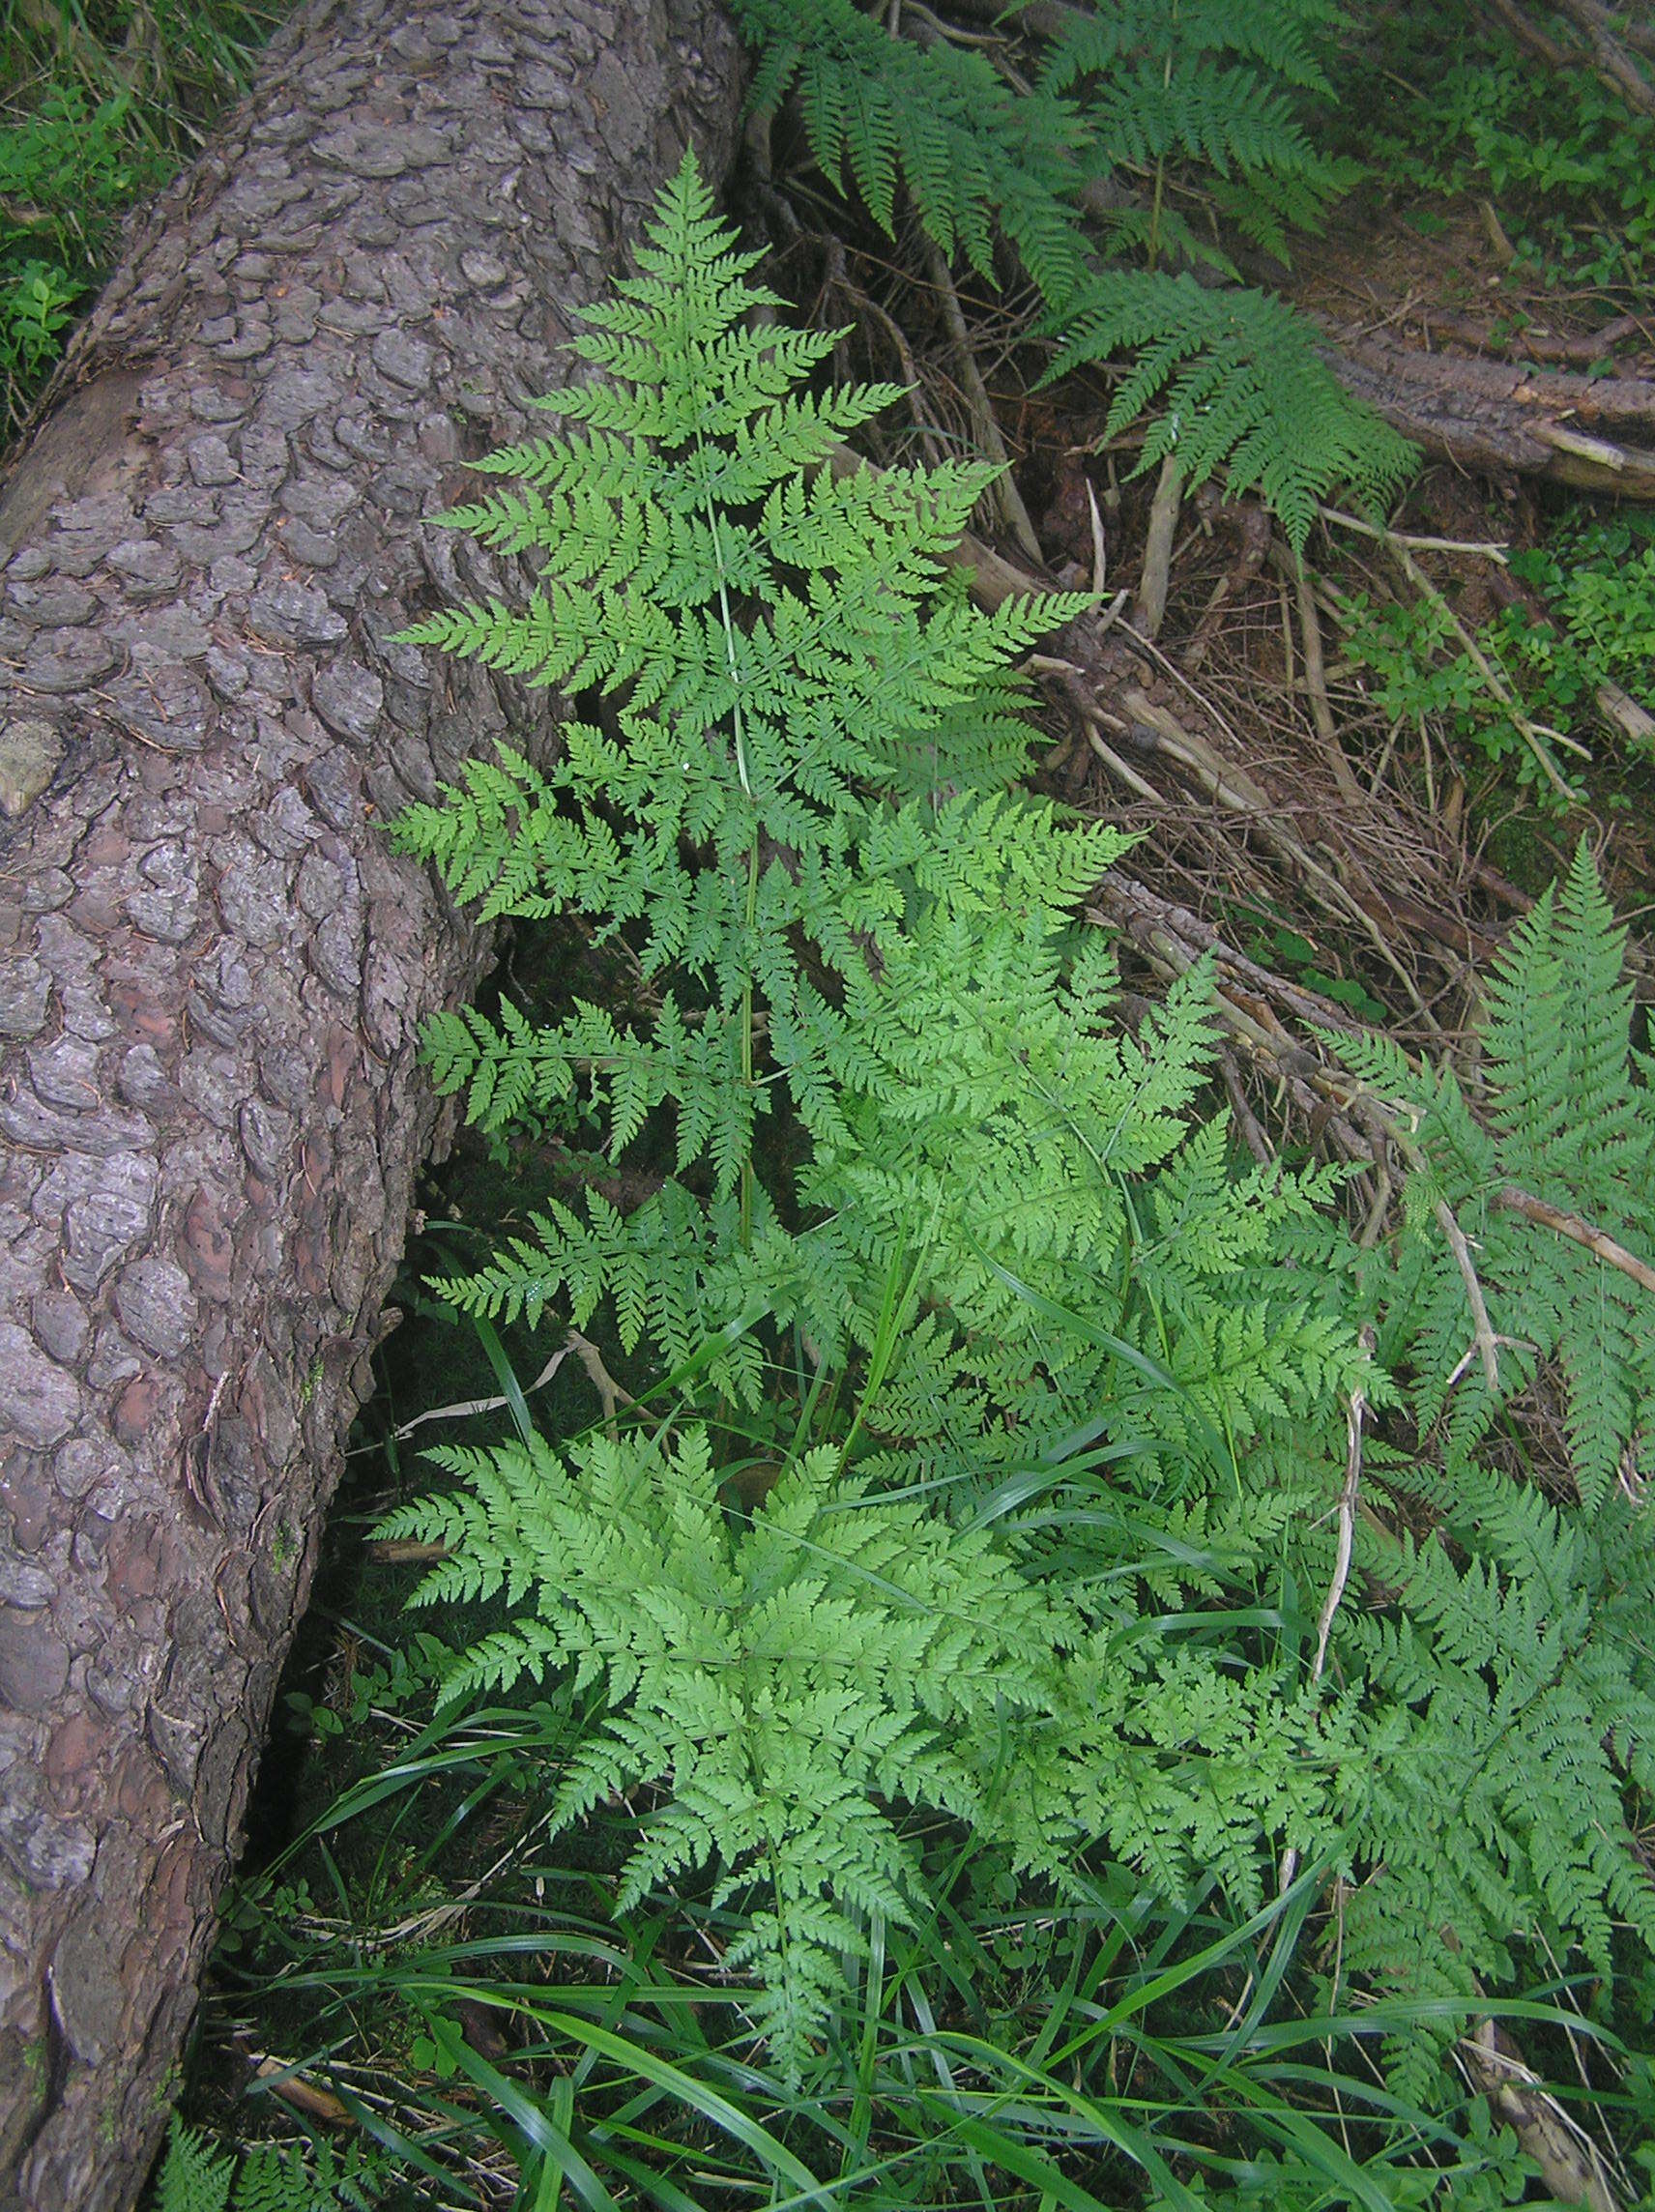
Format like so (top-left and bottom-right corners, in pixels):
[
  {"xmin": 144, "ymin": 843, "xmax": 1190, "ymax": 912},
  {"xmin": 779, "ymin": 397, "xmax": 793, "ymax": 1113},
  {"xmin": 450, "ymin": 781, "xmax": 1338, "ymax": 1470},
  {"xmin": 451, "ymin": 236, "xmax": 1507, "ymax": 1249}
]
[
  {"xmin": 1147, "ymin": 155, "xmax": 1166, "ymax": 272},
  {"xmin": 740, "ymin": 839, "xmax": 760, "ymax": 1252},
  {"xmin": 692, "ymin": 407, "xmax": 762, "ymax": 1248},
  {"xmin": 1147, "ymin": 33, "xmax": 1174, "ymax": 273}
]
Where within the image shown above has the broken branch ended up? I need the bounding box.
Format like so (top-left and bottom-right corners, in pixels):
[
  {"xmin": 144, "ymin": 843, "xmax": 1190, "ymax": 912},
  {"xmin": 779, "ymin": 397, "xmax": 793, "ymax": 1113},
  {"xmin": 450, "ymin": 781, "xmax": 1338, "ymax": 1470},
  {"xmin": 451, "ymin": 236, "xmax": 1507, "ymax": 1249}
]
[{"xmin": 1494, "ymin": 1185, "xmax": 1655, "ymax": 1296}]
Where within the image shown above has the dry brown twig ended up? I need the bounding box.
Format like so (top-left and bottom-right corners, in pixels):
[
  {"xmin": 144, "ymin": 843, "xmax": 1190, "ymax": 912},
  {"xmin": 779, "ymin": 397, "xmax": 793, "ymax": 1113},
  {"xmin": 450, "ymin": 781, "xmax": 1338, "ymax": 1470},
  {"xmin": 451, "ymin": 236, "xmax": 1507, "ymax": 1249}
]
[
  {"xmin": 1456, "ymin": 2020, "xmax": 1625, "ymax": 2212},
  {"xmin": 1552, "ymin": 0, "xmax": 1655, "ymax": 116},
  {"xmin": 1133, "ymin": 451, "xmax": 1183, "ymax": 639},
  {"xmin": 380, "ymin": 1325, "xmax": 633, "ymax": 1445},
  {"xmin": 1433, "ymin": 1194, "xmax": 1507, "ymax": 1390},
  {"xmin": 921, "ymin": 237, "xmax": 1044, "ymax": 562},
  {"xmin": 1116, "ymin": 681, "xmax": 1442, "ymax": 1027},
  {"xmin": 1294, "ymin": 552, "xmax": 1362, "ymax": 801},
  {"xmin": 1495, "ymin": 1185, "xmax": 1655, "ymax": 1296},
  {"xmin": 1221, "ymin": 1053, "xmax": 1274, "ymax": 1164},
  {"xmin": 1316, "ymin": 1334, "xmax": 1376, "ymax": 1677},
  {"xmin": 1182, "ymin": 499, "xmax": 1271, "ymax": 673}
]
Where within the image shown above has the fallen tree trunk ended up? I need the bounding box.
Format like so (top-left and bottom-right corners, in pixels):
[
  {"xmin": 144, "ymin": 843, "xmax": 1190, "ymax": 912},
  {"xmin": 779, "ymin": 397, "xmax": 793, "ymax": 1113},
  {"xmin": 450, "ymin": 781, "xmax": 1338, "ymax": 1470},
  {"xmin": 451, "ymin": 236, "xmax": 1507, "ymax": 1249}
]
[
  {"xmin": 0, "ymin": 2, "xmax": 740, "ymax": 2204},
  {"xmin": 1327, "ymin": 330, "xmax": 1655, "ymax": 498}
]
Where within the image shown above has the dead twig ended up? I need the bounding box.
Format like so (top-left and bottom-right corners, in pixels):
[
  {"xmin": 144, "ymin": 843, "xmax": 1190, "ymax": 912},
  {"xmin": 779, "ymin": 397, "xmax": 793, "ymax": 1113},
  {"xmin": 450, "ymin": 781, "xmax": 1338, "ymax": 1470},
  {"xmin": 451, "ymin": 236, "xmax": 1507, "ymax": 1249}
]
[
  {"xmin": 1457, "ymin": 2019, "xmax": 1624, "ymax": 2212},
  {"xmin": 1434, "ymin": 1195, "xmax": 1504, "ymax": 1390},
  {"xmin": 243, "ymin": 2052, "xmax": 353, "ymax": 2129},
  {"xmin": 1182, "ymin": 500, "xmax": 1271, "ymax": 673},
  {"xmin": 1133, "ymin": 451, "xmax": 1182, "ymax": 640},
  {"xmin": 1419, "ymin": 310, "xmax": 1640, "ymax": 369},
  {"xmin": 1222, "ymin": 1053, "xmax": 1274, "ymax": 1164},
  {"xmin": 1481, "ymin": 0, "xmax": 1581, "ymax": 73},
  {"xmin": 1087, "ymin": 722, "xmax": 1166, "ymax": 804},
  {"xmin": 385, "ymin": 1326, "xmax": 633, "ymax": 1442},
  {"xmin": 1295, "ymin": 552, "xmax": 1362, "ymax": 802},
  {"xmin": 1495, "ymin": 1185, "xmax": 1655, "ymax": 1296},
  {"xmin": 567, "ymin": 1325, "xmax": 634, "ymax": 1424},
  {"xmin": 922, "ymin": 238, "xmax": 1044, "ymax": 563},
  {"xmin": 1086, "ymin": 476, "xmax": 1108, "ymax": 595},
  {"xmin": 1118, "ymin": 684, "xmax": 1442, "ymax": 1028},
  {"xmin": 1315, "ymin": 1336, "xmax": 1374, "ymax": 1681},
  {"xmin": 1318, "ymin": 507, "xmax": 1509, "ymax": 563},
  {"xmin": 1553, "ymin": 0, "xmax": 1655, "ymax": 117}
]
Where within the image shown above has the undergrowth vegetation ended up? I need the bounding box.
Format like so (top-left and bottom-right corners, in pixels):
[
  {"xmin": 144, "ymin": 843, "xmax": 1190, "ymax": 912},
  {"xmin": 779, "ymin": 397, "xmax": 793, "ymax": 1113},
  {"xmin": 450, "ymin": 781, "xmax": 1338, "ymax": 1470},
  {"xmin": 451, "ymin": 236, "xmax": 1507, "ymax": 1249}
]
[
  {"xmin": 5, "ymin": 0, "xmax": 1623, "ymax": 2203},
  {"xmin": 1338, "ymin": 520, "xmax": 1655, "ymax": 812},
  {"xmin": 1357, "ymin": 12, "xmax": 1655, "ymax": 295},
  {"xmin": 0, "ymin": 0, "xmax": 274, "ymax": 430},
  {"xmin": 171, "ymin": 157, "xmax": 1655, "ymax": 2211}
]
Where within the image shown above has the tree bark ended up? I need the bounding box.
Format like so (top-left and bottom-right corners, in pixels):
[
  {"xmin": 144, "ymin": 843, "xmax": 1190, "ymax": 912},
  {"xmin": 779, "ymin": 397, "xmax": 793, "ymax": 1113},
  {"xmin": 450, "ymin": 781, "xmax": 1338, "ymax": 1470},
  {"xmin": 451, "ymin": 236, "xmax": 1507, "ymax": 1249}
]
[{"xmin": 0, "ymin": 3, "xmax": 740, "ymax": 2205}]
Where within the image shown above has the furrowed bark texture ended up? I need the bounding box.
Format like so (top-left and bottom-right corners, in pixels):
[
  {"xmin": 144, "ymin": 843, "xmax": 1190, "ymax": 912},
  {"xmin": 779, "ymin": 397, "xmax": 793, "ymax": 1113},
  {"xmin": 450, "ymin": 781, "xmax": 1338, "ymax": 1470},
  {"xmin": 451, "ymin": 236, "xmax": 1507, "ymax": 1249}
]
[{"xmin": 0, "ymin": 3, "xmax": 740, "ymax": 2203}]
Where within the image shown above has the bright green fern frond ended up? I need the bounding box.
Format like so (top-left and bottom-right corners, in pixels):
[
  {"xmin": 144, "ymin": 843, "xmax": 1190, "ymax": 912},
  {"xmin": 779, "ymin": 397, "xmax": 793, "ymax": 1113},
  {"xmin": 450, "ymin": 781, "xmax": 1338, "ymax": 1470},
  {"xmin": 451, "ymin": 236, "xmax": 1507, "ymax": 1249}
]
[
  {"xmin": 155, "ymin": 2125, "xmax": 234, "ymax": 2212},
  {"xmin": 731, "ymin": 0, "xmax": 1087, "ymax": 298},
  {"xmin": 1043, "ymin": 0, "xmax": 1341, "ymax": 103},
  {"xmin": 390, "ymin": 149, "xmax": 1460, "ymax": 2096},
  {"xmin": 1365, "ymin": 844, "xmax": 1653, "ymax": 1506},
  {"xmin": 154, "ymin": 2126, "xmax": 384, "ymax": 2212},
  {"xmin": 1343, "ymin": 1466, "xmax": 1655, "ymax": 2027},
  {"xmin": 726, "ymin": 0, "xmax": 1406, "ymax": 543},
  {"xmin": 382, "ymin": 1424, "xmax": 1070, "ymax": 2058},
  {"xmin": 1483, "ymin": 838, "xmax": 1640, "ymax": 1199}
]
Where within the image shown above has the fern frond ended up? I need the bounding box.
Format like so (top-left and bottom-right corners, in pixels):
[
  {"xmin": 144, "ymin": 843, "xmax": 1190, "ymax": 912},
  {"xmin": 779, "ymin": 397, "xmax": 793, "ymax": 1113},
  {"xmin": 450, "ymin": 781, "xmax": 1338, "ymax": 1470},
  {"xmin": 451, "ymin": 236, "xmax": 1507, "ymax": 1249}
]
[
  {"xmin": 728, "ymin": 0, "xmax": 1405, "ymax": 544},
  {"xmin": 153, "ymin": 2125, "xmax": 385, "ymax": 2212},
  {"xmin": 155, "ymin": 2125, "xmax": 234, "ymax": 2212},
  {"xmin": 732, "ymin": 0, "xmax": 1088, "ymax": 301},
  {"xmin": 1364, "ymin": 843, "xmax": 1653, "ymax": 1506},
  {"xmin": 1041, "ymin": 272, "xmax": 1417, "ymax": 546}
]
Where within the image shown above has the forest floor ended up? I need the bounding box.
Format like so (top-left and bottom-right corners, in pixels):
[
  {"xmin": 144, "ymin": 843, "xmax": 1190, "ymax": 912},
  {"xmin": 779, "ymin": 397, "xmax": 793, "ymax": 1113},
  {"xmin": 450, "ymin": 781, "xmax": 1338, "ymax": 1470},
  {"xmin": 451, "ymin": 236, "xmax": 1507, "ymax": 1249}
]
[
  {"xmin": 189, "ymin": 151, "xmax": 1655, "ymax": 2202},
  {"xmin": 8, "ymin": 2, "xmax": 1655, "ymax": 2205}
]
